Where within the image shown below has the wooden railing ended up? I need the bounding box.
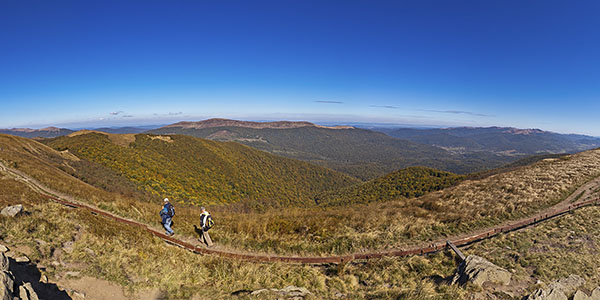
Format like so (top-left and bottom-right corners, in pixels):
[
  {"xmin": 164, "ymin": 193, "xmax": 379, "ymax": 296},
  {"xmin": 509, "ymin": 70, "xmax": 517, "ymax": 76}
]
[{"xmin": 44, "ymin": 194, "xmax": 600, "ymax": 264}]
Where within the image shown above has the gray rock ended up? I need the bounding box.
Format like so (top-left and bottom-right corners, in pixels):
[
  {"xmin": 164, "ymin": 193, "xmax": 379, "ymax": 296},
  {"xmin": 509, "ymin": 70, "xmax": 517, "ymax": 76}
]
[
  {"xmin": 0, "ymin": 245, "xmax": 7, "ymax": 253},
  {"xmin": 39, "ymin": 275, "xmax": 48, "ymax": 284},
  {"xmin": 0, "ymin": 272, "xmax": 14, "ymax": 300},
  {"xmin": 280, "ymin": 286, "xmax": 311, "ymax": 297},
  {"xmin": 0, "ymin": 205, "xmax": 23, "ymax": 218},
  {"xmin": 15, "ymin": 256, "xmax": 29, "ymax": 263},
  {"xmin": 250, "ymin": 288, "xmax": 276, "ymax": 295},
  {"xmin": 250, "ymin": 286, "xmax": 311, "ymax": 298},
  {"xmin": 550, "ymin": 275, "xmax": 586, "ymax": 296},
  {"xmin": 72, "ymin": 291, "xmax": 86, "ymax": 300},
  {"xmin": 83, "ymin": 248, "xmax": 96, "ymax": 257},
  {"xmin": 593, "ymin": 287, "xmax": 600, "ymax": 300},
  {"xmin": 65, "ymin": 271, "xmax": 81, "ymax": 277},
  {"xmin": 574, "ymin": 290, "xmax": 592, "ymax": 300},
  {"xmin": 526, "ymin": 275, "xmax": 586, "ymax": 300},
  {"xmin": 19, "ymin": 282, "xmax": 39, "ymax": 300},
  {"xmin": 451, "ymin": 255, "xmax": 512, "ymax": 287},
  {"xmin": 0, "ymin": 253, "xmax": 7, "ymax": 272},
  {"xmin": 527, "ymin": 288, "xmax": 567, "ymax": 300}
]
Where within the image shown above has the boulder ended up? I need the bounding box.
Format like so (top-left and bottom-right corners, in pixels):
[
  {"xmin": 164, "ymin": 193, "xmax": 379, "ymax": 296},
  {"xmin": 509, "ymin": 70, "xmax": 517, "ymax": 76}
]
[
  {"xmin": 451, "ymin": 255, "xmax": 512, "ymax": 287},
  {"xmin": 551, "ymin": 275, "xmax": 586, "ymax": 296},
  {"xmin": 573, "ymin": 288, "xmax": 600, "ymax": 300},
  {"xmin": 574, "ymin": 290, "xmax": 591, "ymax": 300},
  {"xmin": 0, "ymin": 272, "xmax": 14, "ymax": 300},
  {"xmin": 0, "ymin": 245, "xmax": 7, "ymax": 253},
  {"xmin": 0, "ymin": 253, "xmax": 7, "ymax": 272},
  {"xmin": 18, "ymin": 282, "xmax": 39, "ymax": 300},
  {"xmin": 15, "ymin": 256, "xmax": 29, "ymax": 263},
  {"xmin": 527, "ymin": 288, "xmax": 567, "ymax": 300},
  {"xmin": 72, "ymin": 291, "xmax": 86, "ymax": 300},
  {"xmin": 280, "ymin": 286, "xmax": 311, "ymax": 297},
  {"xmin": 0, "ymin": 205, "xmax": 23, "ymax": 218},
  {"xmin": 65, "ymin": 271, "xmax": 81, "ymax": 278},
  {"xmin": 526, "ymin": 275, "xmax": 586, "ymax": 300},
  {"xmin": 251, "ymin": 286, "xmax": 311, "ymax": 298}
]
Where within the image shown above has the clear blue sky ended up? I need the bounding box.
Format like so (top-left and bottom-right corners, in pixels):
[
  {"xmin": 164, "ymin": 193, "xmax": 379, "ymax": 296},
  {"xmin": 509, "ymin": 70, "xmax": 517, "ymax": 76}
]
[{"xmin": 1, "ymin": 1, "xmax": 599, "ymax": 135}]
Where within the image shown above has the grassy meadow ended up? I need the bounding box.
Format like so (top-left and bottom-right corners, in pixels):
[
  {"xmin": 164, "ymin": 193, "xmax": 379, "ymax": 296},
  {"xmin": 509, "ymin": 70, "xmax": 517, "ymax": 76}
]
[
  {"xmin": 3, "ymin": 175, "xmax": 600, "ymax": 299},
  {"xmin": 3, "ymin": 134, "xmax": 600, "ymax": 256},
  {"xmin": 2, "ymin": 133, "xmax": 600, "ymax": 299}
]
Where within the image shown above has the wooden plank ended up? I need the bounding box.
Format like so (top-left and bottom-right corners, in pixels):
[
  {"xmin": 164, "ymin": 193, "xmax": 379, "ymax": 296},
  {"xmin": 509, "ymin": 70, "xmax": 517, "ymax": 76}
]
[
  {"xmin": 40, "ymin": 193, "xmax": 599, "ymax": 264},
  {"xmin": 446, "ymin": 240, "xmax": 466, "ymax": 261}
]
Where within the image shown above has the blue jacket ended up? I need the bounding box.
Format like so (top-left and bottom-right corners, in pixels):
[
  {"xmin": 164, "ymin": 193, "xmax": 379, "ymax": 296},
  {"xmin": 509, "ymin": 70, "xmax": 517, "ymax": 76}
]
[{"xmin": 160, "ymin": 203, "xmax": 174, "ymax": 223}]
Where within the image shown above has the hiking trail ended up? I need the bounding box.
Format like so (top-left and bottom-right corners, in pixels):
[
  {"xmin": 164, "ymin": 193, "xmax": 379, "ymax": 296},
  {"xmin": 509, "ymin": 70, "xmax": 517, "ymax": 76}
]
[{"xmin": 1, "ymin": 160, "xmax": 599, "ymax": 264}]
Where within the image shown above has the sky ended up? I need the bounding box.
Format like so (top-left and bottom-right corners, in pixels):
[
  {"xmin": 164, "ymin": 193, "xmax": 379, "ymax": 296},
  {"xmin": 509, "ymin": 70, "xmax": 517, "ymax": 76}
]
[{"xmin": 1, "ymin": 1, "xmax": 599, "ymax": 135}]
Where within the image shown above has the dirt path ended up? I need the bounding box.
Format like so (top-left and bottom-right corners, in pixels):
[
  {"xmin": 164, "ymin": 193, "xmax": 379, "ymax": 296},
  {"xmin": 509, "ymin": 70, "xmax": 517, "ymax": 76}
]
[{"xmin": 1, "ymin": 161, "xmax": 600, "ymax": 264}]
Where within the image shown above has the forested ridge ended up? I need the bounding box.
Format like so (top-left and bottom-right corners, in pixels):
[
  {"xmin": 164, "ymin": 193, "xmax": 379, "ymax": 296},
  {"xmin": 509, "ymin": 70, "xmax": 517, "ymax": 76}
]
[
  {"xmin": 44, "ymin": 132, "xmax": 359, "ymax": 206},
  {"xmin": 149, "ymin": 124, "xmax": 511, "ymax": 180},
  {"xmin": 317, "ymin": 166, "xmax": 464, "ymax": 206}
]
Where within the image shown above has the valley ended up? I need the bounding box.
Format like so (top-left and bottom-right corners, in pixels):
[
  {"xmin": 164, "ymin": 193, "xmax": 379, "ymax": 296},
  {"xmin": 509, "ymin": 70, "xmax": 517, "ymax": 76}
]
[{"xmin": 2, "ymin": 131, "xmax": 600, "ymax": 299}]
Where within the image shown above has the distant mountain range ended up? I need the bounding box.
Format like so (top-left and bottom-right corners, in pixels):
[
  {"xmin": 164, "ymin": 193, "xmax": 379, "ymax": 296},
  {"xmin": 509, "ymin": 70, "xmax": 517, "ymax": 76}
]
[
  {"xmin": 375, "ymin": 126, "xmax": 600, "ymax": 155},
  {"xmin": 5, "ymin": 119, "xmax": 600, "ymax": 181},
  {"xmin": 0, "ymin": 127, "xmax": 75, "ymax": 138},
  {"xmin": 0, "ymin": 125, "xmax": 159, "ymax": 137},
  {"xmin": 149, "ymin": 119, "xmax": 510, "ymax": 180}
]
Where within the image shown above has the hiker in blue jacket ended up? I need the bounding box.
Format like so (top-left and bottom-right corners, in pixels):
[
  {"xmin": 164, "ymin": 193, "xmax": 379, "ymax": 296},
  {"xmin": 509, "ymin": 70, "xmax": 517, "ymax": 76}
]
[{"xmin": 160, "ymin": 198, "xmax": 175, "ymax": 236}]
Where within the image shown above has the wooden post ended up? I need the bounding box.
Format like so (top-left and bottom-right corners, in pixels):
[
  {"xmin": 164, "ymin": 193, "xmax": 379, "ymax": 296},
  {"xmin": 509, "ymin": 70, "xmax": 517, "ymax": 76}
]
[{"xmin": 446, "ymin": 240, "xmax": 466, "ymax": 261}]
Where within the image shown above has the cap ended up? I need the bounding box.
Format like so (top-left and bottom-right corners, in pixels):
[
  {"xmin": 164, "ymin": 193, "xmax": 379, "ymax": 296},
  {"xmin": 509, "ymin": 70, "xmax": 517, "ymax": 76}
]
[{"xmin": 164, "ymin": 198, "xmax": 169, "ymax": 202}]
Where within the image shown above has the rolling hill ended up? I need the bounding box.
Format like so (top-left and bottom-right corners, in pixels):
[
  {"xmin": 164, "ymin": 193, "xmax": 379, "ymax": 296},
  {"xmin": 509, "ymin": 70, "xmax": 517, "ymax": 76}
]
[
  {"xmin": 2, "ymin": 132, "xmax": 600, "ymax": 299},
  {"xmin": 42, "ymin": 131, "xmax": 359, "ymax": 206},
  {"xmin": 148, "ymin": 119, "xmax": 516, "ymax": 180},
  {"xmin": 316, "ymin": 166, "xmax": 464, "ymax": 206},
  {"xmin": 378, "ymin": 126, "xmax": 600, "ymax": 155}
]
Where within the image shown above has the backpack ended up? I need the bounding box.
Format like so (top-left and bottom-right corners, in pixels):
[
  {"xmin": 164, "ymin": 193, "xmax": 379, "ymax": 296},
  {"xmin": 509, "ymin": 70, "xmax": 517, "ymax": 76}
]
[
  {"xmin": 203, "ymin": 214, "xmax": 214, "ymax": 230},
  {"xmin": 167, "ymin": 203, "xmax": 175, "ymax": 217}
]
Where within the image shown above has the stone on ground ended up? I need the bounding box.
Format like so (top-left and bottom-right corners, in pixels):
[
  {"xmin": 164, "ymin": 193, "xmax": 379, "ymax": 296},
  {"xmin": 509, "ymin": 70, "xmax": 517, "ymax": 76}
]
[
  {"xmin": 0, "ymin": 253, "xmax": 7, "ymax": 272},
  {"xmin": 451, "ymin": 255, "xmax": 512, "ymax": 286},
  {"xmin": 593, "ymin": 288, "xmax": 600, "ymax": 299},
  {"xmin": 0, "ymin": 271, "xmax": 14, "ymax": 300},
  {"xmin": 250, "ymin": 286, "xmax": 311, "ymax": 298},
  {"xmin": 0, "ymin": 205, "xmax": 23, "ymax": 217},
  {"xmin": 19, "ymin": 282, "xmax": 40, "ymax": 300},
  {"xmin": 527, "ymin": 275, "xmax": 586, "ymax": 300},
  {"xmin": 573, "ymin": 287, "xmax": 600, "ymax": 300},
  {"xmin": 15, "ymin": 256, "xmax": 30, "ymax": 263}
]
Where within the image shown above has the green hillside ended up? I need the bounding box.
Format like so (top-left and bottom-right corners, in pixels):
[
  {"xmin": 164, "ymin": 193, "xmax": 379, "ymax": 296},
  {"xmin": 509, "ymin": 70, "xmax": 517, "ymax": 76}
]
[
  {"xmin": 149, "ymin": 120, "xmax": 514, "ymax": 180},
  {"xmin": 316, "ymin": 166, "xmax": 464, "ymax": 206},
  {"xmin": 43, "ymin": 132, "xmax": 359, "ymax": 206}
]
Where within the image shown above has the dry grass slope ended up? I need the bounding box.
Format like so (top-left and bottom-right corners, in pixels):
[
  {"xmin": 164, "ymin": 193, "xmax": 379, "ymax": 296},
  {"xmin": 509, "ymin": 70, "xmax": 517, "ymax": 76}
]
[{"xmin": 2, "ymin": 134, "xmax": 600, "ymax": 299}]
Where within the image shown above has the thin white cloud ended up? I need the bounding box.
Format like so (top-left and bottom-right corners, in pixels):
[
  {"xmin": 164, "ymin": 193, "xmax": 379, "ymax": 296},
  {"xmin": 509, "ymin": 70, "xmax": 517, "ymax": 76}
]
[
  {"xmin": 371, "ymin": 105, "xmax": 399, "ymax": 109},
  {"xmin": 315, "ymin": 100, "xmax": 344, "ymax": 104},
  {"xmin": 424, "ymin": 109, "xmax": 493, "ymax": 117}
]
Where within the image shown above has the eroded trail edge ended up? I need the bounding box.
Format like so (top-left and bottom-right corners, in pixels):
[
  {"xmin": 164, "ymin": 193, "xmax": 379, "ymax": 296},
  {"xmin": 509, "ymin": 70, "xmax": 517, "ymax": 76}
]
[{"xmin": 2, "ymin": 161, "xmax": 599, "ymax": 264}]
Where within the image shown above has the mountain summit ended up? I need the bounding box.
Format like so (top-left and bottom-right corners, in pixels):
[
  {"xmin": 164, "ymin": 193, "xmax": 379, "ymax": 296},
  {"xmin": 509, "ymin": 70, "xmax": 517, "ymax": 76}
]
[{"xmin": 163, "ymin": 118, "xmax": 353, "ymax": 130}]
